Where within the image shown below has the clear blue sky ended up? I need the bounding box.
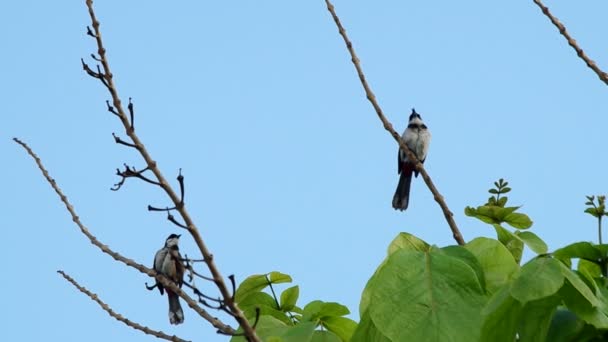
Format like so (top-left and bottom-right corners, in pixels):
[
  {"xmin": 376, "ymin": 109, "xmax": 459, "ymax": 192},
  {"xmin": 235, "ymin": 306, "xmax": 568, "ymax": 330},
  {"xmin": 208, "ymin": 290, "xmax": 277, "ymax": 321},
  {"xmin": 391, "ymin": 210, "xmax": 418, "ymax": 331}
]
[{"xmin": 3, "ymin": 1, "xmax": 607, "ymax": 341}]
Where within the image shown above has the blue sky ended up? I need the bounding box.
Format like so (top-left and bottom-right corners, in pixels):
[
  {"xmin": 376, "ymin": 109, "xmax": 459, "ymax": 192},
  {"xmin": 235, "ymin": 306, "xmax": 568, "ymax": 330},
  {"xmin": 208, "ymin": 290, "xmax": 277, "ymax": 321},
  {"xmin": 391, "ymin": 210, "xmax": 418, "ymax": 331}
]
[{"xmin": 3, "ymin": 1, "xmax": 607, "ymax": 341}]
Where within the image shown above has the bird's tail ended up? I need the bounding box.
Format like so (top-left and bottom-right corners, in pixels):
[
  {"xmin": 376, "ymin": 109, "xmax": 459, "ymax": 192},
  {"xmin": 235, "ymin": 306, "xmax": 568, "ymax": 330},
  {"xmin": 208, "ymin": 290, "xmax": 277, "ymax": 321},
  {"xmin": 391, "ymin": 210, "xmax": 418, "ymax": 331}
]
[
  {"xmin": 392, "ymin": 170, "xmax": 413, "ymax": 211},
  {"xmin": 167, "ymin": 290, "xmax": 184, "ymax": 325}
]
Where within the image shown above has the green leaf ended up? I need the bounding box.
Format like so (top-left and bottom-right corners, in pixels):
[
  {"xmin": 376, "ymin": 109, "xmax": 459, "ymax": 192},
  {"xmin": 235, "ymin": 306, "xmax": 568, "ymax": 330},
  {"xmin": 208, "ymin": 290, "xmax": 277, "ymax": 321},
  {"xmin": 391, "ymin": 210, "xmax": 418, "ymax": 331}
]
[
  {"xmin": 546, "ymin": 309, "xmax": 588, "ymax": 342},
  {"xmin": 280, "ymin": 286, "xmax": 299, "ymax": 312},
  {"xmin": 557, "ymin": 262, "xmax": 600, "ymax": 307},
  {"xmin": 465, "ymin": 205, "xmax": 519, "ymax": 225},
  {"xmin": 517, "ymin": 296, "xmax": 561, "ymax": 342},
  {"xmin": 465, "ymin": 237, "xmax": 518, "ymax": 294},
  {"xmin": 502, "ymin": 187, "xmax": 511, "ymax": 194},
  {"xmin": 480, "ymin": 286, "xmax": 521, "ymax": 342},
  {"xmin": 441, "ymin": 245, "xmax": 487, "ymax": 291},
  {"xmin": 560, "ymin": 281, "xmax": 608, "ymax": 328},
  {"xmin": 497, "ymin": 197, "xmax": 508, "ymax": 207},
  {"xmin": 553, "ymin": 242, "xmax": 603, "ymax": 262},
  {"xmin": 579, "ymin": 259, "xmax": 602, "ymax": 278},
  {"xmin": 387, "ymin": 232, "xmax": 429, "ymax": 255},
  {"xmin": 493, "ymin": 224, "xmax": 524, "ymax": 263},
  {"xmin": 230, "ymin": 315, "xmax": 288, "ymax": 342},
  {"xmin": 239, "ymin": 292, "xmax": 291, "ymax": 325},
  {"xmin": 302, "ymin": 301, "xmax": 349, "ymax": 322},
  {"xmin": 311, "ymin": 330, "xmax": 341, "ymax": 342},
  {"xmin": 504, "ymin": 212, "xmax": 533, "ymax": 229},
  {"xmin": 235, "ymin": 274, "xmax": 272, "ymax": 303},
  {"xmin": 269, "ymin": 271, "xmax": 293, "ymax": 284},
  {"xmin": 322, "ymin": 316, "xmax": 357, "ymax": 342},
  {"xmin": 280, "ymin": 322, "xmax": 316, "ymax": 342},
  {"xmin": 510, "ymin": 257, "xmax": 563, "ymax": 304},
  {"xmin": 515, "ymin": 230, "xmax": 548, "ymax": 254},
  {"xmin": 350, "ymin": 311, "xmax": 391, "ymax": 342},
  {"xmin": 367, "ymin": 249, "xmax": 487, "ymax": 341},
  {"xmin": 489, "ymin": 189, "xmax": 498, "ymax": 194}
]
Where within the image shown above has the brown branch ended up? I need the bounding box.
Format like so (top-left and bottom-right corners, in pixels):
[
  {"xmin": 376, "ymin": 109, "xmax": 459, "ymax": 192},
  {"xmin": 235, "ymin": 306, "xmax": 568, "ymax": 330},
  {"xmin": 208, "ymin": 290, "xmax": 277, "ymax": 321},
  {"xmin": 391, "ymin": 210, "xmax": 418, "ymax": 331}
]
[
  {"xmin": 57, "ymin": 270, "xmax": 190, "ymax": 342},
  {"xmin": 13, "ymin": 137, "xmax": 236, "ymax": 335},
  {"xmin": 83, "ymin": 1, "xmax": 259, "ymax": 339},
  {"xmin": 324, "ymin": 0, "xmax": 465, "ymax": 245},
  {"xmin": 532, "ymin": 0, "xmax": 608, "ymax": 86}
]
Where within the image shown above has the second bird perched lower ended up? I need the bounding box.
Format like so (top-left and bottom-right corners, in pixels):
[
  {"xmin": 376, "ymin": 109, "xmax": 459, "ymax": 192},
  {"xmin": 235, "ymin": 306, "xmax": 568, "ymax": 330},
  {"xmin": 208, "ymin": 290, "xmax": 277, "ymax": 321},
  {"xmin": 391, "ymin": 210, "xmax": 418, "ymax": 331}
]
[
  {"xmin": 392, "ymin": 109, "xmax": 431, "ymax": 211},
  {"xmin": 153, "ymin": 234, "xmax": 185, "ymax": 325}
]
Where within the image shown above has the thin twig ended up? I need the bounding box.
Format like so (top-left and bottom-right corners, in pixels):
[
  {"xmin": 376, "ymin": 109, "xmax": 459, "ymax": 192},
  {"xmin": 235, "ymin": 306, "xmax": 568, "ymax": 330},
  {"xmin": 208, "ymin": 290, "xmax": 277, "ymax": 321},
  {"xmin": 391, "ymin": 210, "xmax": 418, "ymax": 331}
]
[
  {"xmin": 83, "ymin": 1, "xmax": 259, "ymax": 339},
  {"xmin": 58, "ymin": 270, "xmax": 190, "ymax": 342},
  {"xmin": 13, "ymin": 138, "xmax": 236, "ymax": 335},
  {"xmin": 532, "ymin": 0, "xmax": 608, "ymax": 86},
  {"xmin": 324, "ymin": 0, "xmax": 465, "ymax": 245}
]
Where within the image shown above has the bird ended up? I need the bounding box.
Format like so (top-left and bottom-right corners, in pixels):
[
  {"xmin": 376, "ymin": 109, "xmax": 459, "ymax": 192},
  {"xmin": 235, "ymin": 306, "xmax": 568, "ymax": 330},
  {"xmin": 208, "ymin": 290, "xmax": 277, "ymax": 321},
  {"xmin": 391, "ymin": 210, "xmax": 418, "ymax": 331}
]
[
  {"xmin": 392, "ymin": 108, "xmax": 431, "ymax": 211},
  {"xmin": 153, "ymin": 233, "xmax": 185, "ymax": 325}
]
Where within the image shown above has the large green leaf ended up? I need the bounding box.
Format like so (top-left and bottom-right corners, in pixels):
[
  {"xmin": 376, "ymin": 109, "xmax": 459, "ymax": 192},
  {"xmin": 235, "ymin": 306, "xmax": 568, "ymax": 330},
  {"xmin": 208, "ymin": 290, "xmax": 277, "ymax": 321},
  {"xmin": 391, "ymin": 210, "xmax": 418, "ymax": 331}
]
[
  {"xmin": 367, "ymin": 249, "xmax": 487, "ymax": 342},
  {"xmin": 515, "ymin": 230, "xmax": 548, "ymax": 254},
  {"xmin": 560, "ymin": 280, "xmax": 608, "ymax": 328},
  {"xmin": 441, "ymin": 245, "xmax": 487, "ymax": 291},
  {"xmin": 360, "ymin": 232, "xmax": 430, "ymax": 315},
  {"xmin": 480, "ymin": 286, "xmax": 522, "ymax": 342},
  {"xmin": 557, "ymin": 262, "xmax": 600, "ymax": 307},
  {"xmin": 239, "ymin": 292, "xmax": 291, "ymax": 325},
  {"xmin": 553, "ymin": 242, "xmax": 603, "ymax": 262},
  {"xmin": 546, "ymin": 309, "xmax": 588, "ymax": 342},
  {"xmin": 465, "ymin": 237, "xmax": 518, "ymax": 294},
  {"xmin": 387, "ymin": 232, "xmax": 430, "ymax": 255},
  {"xmin": 281, "ymin": 322, "xmax": 316, "ymax": 342},
  {"xmin": 350, "ymin": 311, "xmax": 391, "ymax": 342},
  {"xmin": 510, "ymin": 257, "xmax": 564, "ymax": 304},
  {"xmin": 517, "ymin": 296, "xmax": 561, "ymax": 342}
]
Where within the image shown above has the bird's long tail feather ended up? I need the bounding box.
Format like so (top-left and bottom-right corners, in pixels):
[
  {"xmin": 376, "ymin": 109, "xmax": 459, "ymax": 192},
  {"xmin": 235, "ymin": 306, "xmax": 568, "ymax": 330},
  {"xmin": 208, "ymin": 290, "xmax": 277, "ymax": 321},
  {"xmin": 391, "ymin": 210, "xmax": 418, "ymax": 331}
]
[{"xmin": 392, "ymin": 170, "xmax": 413, "ymax": 211}]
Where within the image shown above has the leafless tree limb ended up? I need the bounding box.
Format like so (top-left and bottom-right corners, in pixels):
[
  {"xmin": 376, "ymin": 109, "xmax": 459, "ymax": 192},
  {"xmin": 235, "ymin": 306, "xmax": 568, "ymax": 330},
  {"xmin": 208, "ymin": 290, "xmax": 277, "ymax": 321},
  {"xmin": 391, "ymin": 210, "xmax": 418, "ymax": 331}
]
[
  {"xmin": 13, "ymin": 137, "xmax": 236, "ymax": 336},
  {"xmin": 57, "ymin": 270, "xmax": 191, "ymax": 342},
  {"xmin": 324, "ymin": 0, "xmax": 465, "ymax": 245},
  {"xmin": 82, "ymin": 0, "xmax": 259, "ymax": 339},
  {"xmin": 532, "ymin": 0, "xmax": 608, "ymax": 86}
]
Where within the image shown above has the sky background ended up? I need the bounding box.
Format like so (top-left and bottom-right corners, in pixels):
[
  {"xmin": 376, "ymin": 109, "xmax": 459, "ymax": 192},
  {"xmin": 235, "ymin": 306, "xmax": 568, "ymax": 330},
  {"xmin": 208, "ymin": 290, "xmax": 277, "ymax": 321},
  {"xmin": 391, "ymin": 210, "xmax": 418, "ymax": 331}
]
[{"xmin": 3, "ymin": 1, "xmax": 607, "ymax": 341}]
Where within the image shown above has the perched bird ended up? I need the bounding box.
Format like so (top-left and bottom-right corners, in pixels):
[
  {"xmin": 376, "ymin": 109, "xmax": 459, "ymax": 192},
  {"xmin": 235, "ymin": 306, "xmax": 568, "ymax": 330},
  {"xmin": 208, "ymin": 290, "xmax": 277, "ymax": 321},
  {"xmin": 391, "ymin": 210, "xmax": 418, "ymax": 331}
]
[
  {"xmin": 392, "ymin": 108, "xmax": 431, "ymax": 211},
  {"xmin": 153, "ymin": 234, "xmax": 185, "ymax": 325}
]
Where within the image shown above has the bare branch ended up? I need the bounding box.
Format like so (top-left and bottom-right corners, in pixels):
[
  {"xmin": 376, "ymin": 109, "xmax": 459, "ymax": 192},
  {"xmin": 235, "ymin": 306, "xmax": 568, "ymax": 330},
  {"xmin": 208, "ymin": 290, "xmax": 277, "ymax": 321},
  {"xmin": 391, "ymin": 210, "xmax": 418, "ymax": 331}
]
[
  {"xmin": 533, "ymin": 0, "xmax": 608, "ymax": 86},
  {"xmin": 324, "ymin": 0, "xmax": 465, "ymax": 245},
  {"xmin": 13, "ymin": 137, "xmax": 236, "ymax": 335},
  {"xmin": 58, "ymin": 270, "xmax": 190, "ymax": 342},
  {"xmin": 82, "ymin": 1, "xmax": 259, "ymax": 338}
]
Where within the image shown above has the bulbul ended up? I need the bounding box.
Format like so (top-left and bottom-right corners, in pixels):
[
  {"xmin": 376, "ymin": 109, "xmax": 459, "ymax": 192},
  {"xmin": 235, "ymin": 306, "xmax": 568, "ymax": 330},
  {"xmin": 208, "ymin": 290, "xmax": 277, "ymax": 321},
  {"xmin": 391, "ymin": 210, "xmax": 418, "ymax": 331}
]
[
  {"xmin": 392, "ymin": 109, "xmax": 431, "ymax": 211},
  {"xmin": 153, "ymin": 234, "xmax": 185, "ymax": 325}
]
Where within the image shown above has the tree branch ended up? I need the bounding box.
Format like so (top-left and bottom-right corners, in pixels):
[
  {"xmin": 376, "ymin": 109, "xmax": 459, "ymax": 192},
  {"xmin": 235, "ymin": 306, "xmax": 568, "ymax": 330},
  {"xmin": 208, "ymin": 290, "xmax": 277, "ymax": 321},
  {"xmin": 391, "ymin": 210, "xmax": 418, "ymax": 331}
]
[
  {"xmin": 324, "ymin": 0, "xmax": 465, "ymax": 245},
  {"xmin": 13, "ymin": 137, "xmax": 236, "ymax": 335},
  {"xmin": 58, "ymin": 270, "xmax": 190, "ymax": 342},
  {"xmin": 532, "ymin": 0, "xmax": 608, "ymax": 86},
  {"xmin": 83, "ymin": 1, "xmax": 259, "ymax": 339}
]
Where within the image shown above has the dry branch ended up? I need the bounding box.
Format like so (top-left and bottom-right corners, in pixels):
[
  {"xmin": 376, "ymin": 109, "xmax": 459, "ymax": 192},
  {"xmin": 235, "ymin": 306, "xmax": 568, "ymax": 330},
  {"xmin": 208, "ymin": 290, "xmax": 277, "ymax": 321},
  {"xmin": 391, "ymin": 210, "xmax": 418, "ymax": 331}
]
[
  {"xmin": 58, "ymin": 270, "xmax": 190, "ymax": 342},
  {"xmin": 324, "ymin": 0, "xmax": 465, "ymax": 245},
  {"xmin": 533, "ymin": 0, "xmax": 608, "ymax": 86},
  {"xmin": 13, "ymin": 137, "xmax": 236, "ymax": 335},
  {"xmin": 83, "ymin": 0, "xmax": 259, "ymax": 339}
]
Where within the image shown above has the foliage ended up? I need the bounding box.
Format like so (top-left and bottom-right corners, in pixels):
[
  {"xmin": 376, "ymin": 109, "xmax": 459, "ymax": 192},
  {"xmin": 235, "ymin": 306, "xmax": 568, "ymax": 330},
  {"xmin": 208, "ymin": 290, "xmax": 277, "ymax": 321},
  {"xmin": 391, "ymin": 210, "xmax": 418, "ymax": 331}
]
[
  {"xmin": 231, "ymin": 272, "xmax": 357, "ymax": 342},
  {"xmin": 237, "ymin": 180, "xmax": 608, "ymax": 341}
]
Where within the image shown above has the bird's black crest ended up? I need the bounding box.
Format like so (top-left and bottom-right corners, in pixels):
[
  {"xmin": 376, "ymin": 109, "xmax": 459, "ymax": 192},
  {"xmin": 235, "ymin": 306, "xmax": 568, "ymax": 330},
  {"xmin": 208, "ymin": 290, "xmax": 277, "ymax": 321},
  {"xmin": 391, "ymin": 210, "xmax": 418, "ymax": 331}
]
[
  {"xmin": 409, "ymin": 108, "xmax": 422, "ymax": 121},
  {"xmin": 167, "ymin": 233, "xmax": 181, "ymax": 240}
]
